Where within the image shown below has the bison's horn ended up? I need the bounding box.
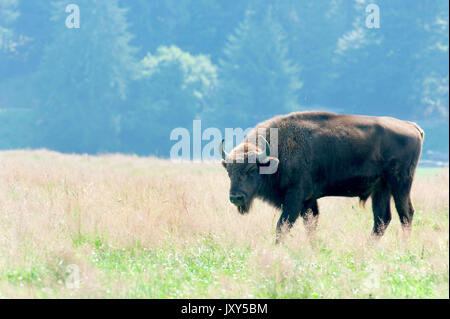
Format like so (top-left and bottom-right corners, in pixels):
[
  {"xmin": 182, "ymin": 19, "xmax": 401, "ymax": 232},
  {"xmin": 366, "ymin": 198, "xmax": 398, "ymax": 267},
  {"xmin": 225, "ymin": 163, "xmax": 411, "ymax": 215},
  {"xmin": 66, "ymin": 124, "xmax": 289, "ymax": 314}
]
[
  {"xmin": 257, "ymin": 135, "xmax": 271, "ymax": 162},
  {"xmin": 219, "ymin": 139, "xmax": 229, "ymax": 160}
]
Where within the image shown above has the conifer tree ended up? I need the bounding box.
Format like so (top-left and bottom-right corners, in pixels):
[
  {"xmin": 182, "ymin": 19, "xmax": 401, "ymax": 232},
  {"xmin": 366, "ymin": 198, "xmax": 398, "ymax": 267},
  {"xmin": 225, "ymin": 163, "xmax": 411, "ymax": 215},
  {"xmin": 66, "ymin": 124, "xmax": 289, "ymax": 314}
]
[
  {"xmin": 35, "ymin": 0, "xmax": 138, "ymax": 153},
  {"xmin": 208, "ymin": 6, "xmax": 302, "ymax": 129}
]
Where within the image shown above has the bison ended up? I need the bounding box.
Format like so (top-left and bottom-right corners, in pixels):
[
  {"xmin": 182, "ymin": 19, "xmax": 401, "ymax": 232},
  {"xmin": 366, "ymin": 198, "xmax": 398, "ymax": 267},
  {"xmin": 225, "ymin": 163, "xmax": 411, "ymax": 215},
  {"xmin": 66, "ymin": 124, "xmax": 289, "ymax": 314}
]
[{"xmin": 219, "ymin": 111, "xmax": 424, "ymax": 242}]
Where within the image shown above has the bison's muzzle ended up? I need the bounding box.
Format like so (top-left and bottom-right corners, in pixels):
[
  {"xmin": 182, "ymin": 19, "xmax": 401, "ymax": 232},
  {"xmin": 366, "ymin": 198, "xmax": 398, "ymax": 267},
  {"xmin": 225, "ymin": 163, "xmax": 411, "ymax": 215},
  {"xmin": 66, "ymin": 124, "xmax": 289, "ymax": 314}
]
[
  {"xmin": 229, "ymin": 192, "xmax": 250, "ymax": 214},
  {"xmin": 229, "ymin": 192, "xmax": 245, "ymax": 206}
]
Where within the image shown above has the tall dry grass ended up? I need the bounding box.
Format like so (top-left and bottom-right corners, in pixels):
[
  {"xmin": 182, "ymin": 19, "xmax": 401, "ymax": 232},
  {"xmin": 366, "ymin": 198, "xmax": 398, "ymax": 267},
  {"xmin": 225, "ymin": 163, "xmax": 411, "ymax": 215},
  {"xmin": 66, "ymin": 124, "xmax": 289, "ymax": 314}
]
[{"xmin": 0, "ymin": 150, "xmax": 448, "ymax": 298}]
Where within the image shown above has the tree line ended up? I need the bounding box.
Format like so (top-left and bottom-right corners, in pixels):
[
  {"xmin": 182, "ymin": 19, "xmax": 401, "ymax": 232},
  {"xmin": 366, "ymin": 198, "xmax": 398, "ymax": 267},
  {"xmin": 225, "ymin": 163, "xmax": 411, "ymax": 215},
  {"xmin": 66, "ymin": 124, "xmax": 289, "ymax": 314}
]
[{"xmin": 0, "ymin": 0, "xmax": 448, "ymax": 161}]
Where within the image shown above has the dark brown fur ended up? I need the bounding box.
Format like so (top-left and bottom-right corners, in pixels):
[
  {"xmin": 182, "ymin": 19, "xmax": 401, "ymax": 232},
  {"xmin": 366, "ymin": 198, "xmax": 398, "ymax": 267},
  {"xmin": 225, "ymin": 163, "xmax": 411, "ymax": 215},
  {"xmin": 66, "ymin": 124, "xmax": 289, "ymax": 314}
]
[{"xmin": 222, "ymin": 111, "xmax": 424, "ymax": 242}]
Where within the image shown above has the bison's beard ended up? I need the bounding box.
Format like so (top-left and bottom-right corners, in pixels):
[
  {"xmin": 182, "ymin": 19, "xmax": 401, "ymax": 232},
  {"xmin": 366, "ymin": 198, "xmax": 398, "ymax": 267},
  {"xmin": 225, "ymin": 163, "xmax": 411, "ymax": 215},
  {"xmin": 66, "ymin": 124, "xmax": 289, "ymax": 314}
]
[
  {"xmin": 237, "ymin": 204, "xmax": 249, "ymax": 214},
  {"xmin": 235, "ymin": 198, "xmax": 254, "ymax": 215}
]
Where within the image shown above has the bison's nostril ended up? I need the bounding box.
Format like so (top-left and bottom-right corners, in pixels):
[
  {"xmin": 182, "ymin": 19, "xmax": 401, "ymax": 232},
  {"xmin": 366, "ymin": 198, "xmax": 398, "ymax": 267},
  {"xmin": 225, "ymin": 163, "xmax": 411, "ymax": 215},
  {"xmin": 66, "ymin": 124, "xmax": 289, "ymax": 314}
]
[{"xmin": 229, "ymin": 194, "xmax": 244, "ymax": 204}]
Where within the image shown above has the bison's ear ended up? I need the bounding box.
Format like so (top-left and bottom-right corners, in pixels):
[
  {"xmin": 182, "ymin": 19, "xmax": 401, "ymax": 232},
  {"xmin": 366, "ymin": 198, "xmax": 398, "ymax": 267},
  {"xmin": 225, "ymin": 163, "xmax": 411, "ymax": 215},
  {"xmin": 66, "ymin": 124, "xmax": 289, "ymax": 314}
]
[{"xmin": 221, "ymin": 159, "xmax": 227, "ymax": 168}]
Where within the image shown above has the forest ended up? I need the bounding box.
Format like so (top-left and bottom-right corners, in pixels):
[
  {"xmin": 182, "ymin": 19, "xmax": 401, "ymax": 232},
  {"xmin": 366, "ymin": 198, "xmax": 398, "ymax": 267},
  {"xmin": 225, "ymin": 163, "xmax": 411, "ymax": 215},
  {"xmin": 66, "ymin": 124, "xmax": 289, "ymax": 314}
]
[{"xmin": 0, "ymin": 0, "xmax": 448, "ymax": 163}]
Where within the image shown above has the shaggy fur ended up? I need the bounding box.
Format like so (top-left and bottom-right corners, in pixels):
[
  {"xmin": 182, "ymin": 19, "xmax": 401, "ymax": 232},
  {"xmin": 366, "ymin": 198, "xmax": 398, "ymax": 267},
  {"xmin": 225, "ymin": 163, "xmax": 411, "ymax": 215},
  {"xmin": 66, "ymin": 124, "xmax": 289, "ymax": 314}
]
[{"xmin": 222, "ymin": 111, "xmax": 424, "ymax": 242}]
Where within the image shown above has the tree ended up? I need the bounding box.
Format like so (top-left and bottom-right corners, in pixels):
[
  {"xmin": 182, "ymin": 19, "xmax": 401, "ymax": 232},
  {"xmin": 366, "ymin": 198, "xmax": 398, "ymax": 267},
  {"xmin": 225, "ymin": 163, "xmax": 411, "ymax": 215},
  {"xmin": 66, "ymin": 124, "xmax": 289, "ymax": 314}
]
[
  {"xmin": 207, "ymin": 6, "xmax": 302, "ymax": 130},
  {"xmin": 120, "ymin": 45, "xmax": 217, "ymax": 155},
  {"xmin": 271, "ymin": 1, "xmax": 349, "ymax": 109},
  {"xmin": 122, "ymin": 0, "xmax": 248, "ymax": 63},
  {"xmin": 34, "ymin": 0, "xmax": 138, "ymax": 153},
  {"xmin": 418, "ymin": 0, "xmax": 449, "ymax": 120},
  {"xmin": 331, "ymin": 0, "xmax": 449, "ymax": 119}
]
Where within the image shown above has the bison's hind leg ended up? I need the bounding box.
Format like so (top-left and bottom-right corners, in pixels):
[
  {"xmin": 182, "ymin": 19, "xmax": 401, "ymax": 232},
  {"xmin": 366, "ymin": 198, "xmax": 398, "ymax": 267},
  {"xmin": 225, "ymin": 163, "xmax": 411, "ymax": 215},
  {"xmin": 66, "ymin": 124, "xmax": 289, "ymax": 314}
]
[
  {"xmin": 385, "ymin": 163, "xmax": 416, "ymax": 233},
  {"xmin": 390, "ymin": 181, "xmax": 415, "ymax": 233},
  {"xmin": 370, "ymin": 182, "xmax": 392, "ymax": 238}
]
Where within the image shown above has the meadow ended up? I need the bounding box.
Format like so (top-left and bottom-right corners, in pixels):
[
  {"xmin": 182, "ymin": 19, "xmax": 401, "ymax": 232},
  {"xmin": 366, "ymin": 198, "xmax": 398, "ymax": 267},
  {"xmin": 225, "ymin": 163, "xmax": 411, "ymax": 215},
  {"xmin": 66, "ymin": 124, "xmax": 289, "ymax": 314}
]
[{"xmin": 0, "ymin": 150, "xmax": 448, "ymax": 298}]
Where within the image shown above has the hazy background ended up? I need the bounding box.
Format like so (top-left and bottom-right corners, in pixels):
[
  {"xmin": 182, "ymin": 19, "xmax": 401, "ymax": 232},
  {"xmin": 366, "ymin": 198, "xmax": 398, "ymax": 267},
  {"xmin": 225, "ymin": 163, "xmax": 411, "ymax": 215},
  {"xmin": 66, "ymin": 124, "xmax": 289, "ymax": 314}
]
[{"xmin": 0, "ymin": 0, "xmax": 448, "ymax": 164}]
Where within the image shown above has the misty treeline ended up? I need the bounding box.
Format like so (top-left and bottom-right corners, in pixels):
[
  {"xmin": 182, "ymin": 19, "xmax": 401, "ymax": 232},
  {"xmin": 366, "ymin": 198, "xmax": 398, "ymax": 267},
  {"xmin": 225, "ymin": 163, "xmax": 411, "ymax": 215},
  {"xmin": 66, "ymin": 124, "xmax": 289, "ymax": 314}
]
[{"xmin": 0, "ymin": 0, "xmax": 448, "ymax": 160}]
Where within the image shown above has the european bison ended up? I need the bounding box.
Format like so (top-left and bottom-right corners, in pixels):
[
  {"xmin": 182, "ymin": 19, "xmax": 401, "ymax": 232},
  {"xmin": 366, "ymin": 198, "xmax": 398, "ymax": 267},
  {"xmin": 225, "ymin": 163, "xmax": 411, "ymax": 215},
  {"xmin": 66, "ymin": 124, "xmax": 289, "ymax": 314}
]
[{"xmin": 219, "ymin": 111, "xmax": 424, "ymax": 242}]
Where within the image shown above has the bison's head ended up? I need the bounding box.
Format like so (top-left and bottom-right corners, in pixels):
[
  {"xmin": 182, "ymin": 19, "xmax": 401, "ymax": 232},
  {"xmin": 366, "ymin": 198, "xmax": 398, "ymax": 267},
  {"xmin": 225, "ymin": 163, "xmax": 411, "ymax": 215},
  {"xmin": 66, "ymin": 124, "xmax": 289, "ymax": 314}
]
[{"xmin": 220, "ymin": 135, "xmax": 279, "ymax": 214}]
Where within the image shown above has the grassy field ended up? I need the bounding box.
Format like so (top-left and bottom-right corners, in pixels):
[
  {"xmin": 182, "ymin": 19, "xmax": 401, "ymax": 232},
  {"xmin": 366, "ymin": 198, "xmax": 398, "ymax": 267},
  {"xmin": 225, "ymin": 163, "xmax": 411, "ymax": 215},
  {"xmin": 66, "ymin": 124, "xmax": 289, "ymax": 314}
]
[{"xmin": 0, "ymin": 150, "xmax": 448, "ymax": 298}]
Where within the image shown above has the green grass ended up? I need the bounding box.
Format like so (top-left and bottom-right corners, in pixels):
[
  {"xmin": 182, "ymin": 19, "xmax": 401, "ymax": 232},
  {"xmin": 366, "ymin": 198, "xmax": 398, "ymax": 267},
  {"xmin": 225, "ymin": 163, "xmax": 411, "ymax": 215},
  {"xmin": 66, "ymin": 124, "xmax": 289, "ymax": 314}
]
[
  {"xmin": 415, "ymin": 167, "xmax": 445, "ymax": 178},
  {"xmin": 75, "ymin": 235, "xmax": 251, "ymax": 298},
  {"xmin": 2, "ymin": 234, "xmax": 446, "ymax": 298},
  {"xmin": 0, "ymin": 151, "xmax": 447, "ymax": 298}
]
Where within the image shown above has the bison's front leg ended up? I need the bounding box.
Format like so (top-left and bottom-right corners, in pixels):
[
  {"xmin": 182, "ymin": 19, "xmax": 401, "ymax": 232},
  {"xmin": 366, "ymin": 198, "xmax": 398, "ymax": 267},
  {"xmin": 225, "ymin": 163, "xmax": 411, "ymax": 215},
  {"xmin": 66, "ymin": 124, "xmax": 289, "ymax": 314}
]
[
  {"xmin": 275, "ymin": 190, "xmax": 305, "ymax": 244},
  {"xmin": 301, "ymin": 199, "xmax": 320, "ymax": 235}
]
